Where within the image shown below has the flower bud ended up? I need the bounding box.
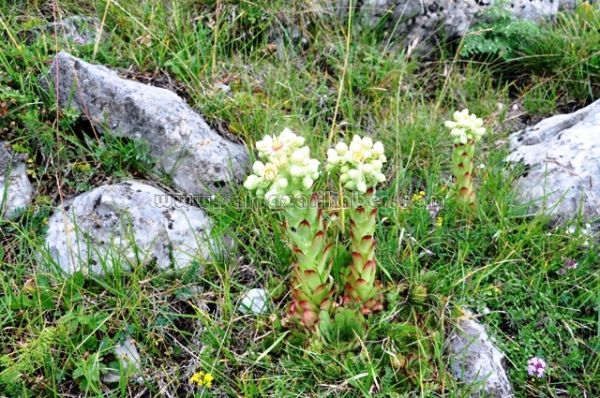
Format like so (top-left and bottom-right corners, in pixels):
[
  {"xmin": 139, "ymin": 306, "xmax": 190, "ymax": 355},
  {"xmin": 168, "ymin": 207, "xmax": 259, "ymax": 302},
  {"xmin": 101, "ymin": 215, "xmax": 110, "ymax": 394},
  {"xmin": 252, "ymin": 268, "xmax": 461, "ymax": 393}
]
[
  {"xmin": 303, "ymin": 177, "xmax": 314, "ymax": 189},
  {"xmin": 253, "ymin": 161, "xmax": 265, "ymax": 175}
]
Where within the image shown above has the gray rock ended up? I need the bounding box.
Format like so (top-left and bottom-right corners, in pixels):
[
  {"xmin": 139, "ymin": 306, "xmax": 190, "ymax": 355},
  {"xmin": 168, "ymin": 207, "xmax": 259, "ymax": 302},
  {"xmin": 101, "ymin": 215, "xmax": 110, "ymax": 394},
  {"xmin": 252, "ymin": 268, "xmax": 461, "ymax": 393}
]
[
  {"xmin": 507, "ymin": 99, "xmax": 600, "ymax": 222},
  {"xmin": 336, "ymin": 0, "xmax": 572, "ymax": 55},
  {"xmin": 45, "ymin": 52, "xmax": 248, "ymax": 195},
  {"xmin": 26, "ymin": 16, "xmax": 102, "ymax": 45},
  {"xmin": 239, "ymin": 288, "xmax": 269, "ymax": 315},
  {"xmin": 44, "ymin": 181, "xmax": 217, "ymax": 275},
  {"xmin": 103, "ymin": 336, "xmax": 143, "ymax": 384},
  {"xmin": 447, "ymin": 314, "xmax": 514, "ymax": 398},
  {"xmin": 0, "ymin": 143, "xmax": 33, "ymax": 220}
]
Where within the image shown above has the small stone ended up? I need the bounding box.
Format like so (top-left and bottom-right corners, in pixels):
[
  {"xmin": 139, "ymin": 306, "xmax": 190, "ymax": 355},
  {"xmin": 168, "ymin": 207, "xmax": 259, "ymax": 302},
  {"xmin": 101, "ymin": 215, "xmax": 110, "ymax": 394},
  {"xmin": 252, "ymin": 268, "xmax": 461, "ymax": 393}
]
[
  {"xmin": 447, "ymin": 312, "xmax": 514, "ymax": 397},
  {"xmin": 0, "ymin": 143, "xmax": 33, "ymax": 220},
  {"xmin": 103, "ymin": 336, "xmax": 143, "ymax": 384},
  {"xmin": 215, "ymin": 82, "xmax": 231, "ymax": 94},
  {"xmin": 239, "ymin": 288, "xmax": 269, "ymax": 315}
]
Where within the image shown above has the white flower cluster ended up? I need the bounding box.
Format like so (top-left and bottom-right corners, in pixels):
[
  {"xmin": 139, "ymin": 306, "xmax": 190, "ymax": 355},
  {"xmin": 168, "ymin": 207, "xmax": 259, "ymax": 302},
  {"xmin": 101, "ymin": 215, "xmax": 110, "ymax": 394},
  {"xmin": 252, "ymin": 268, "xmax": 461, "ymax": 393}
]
[
  {"xmin": 444, "ymin": 109, "xmax": 486, "ymax": 144},
  {"xmin": 244, "ymin": 128, "xmax": 320, "ymax": 206},
  {"xmin": 327, "ymin": 135, "xmax": 386, "ymax": 193}
]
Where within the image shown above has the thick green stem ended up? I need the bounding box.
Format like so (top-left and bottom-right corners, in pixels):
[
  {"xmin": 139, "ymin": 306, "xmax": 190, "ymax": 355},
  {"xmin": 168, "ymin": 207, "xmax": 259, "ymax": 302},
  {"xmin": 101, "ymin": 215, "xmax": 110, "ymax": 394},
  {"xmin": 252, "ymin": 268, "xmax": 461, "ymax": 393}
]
[
  {"xmin": 343, "ymin": 191, "xmax": 383, "ymax": 315},
  {"xmin": 285, "ymin": 196, "xmax": 334, "ymax": 328},
  {"xmin": 452, "ymin": 141, "xmax": 476, "ymax": 207}
]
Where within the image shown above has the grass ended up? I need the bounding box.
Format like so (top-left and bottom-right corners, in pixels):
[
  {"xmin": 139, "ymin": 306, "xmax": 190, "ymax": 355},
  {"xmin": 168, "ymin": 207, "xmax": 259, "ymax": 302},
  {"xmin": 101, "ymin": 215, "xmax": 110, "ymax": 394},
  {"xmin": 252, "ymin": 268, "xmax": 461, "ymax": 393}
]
[{"xmin": 0, "ymin": 1, "xmax": 599, "ymax": 397}]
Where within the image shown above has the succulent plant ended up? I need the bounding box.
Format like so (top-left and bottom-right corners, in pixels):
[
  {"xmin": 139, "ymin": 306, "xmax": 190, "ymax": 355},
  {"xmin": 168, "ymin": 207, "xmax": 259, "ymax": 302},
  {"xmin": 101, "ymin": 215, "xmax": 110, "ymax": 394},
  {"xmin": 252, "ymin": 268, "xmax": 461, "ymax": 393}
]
[
  {"xmin": 343, "ymin": 191, "xmax": 384, "ymax": 314},
  {"xmin": 444, "ymin": 109, "xmax": 486, "ymax": 208},
  {"xmin": 327, "ymin": 135, "xmax": 386, "ymax": 315},
  {"xmin": 245, "ymin": 129, "xmax": 333, "ymax": 329},
  {"xmin": 318, "ymin": 307, "xmax": 367, "ymax": 354},
  {"xmin": 285, "ymin": 196, "xmax": 335, "ymax": 328}
]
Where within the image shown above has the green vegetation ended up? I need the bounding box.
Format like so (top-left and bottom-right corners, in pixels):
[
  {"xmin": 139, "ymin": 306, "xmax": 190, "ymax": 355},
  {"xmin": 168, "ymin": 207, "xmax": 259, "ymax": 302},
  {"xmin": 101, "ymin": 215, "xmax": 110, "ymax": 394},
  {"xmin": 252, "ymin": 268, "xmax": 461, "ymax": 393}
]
[
  {"xmin": 0, "ymin": 1, "xmax": 598, "ymax": 397},
  {"xmin": 461, "ymin": 2, "xmax": 600, "ymax": 112}
]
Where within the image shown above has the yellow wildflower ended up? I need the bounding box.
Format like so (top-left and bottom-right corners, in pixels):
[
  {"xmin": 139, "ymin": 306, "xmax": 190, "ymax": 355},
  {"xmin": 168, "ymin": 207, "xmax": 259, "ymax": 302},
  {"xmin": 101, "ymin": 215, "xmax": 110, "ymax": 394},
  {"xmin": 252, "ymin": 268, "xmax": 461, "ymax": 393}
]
[
  {"xmin": 203, "ymin": 373, "xmax": 214, "ymax": 388},
  {"xmin": 435, "ymin": 216, "xmax": 443, "ymax": 227},
  {"xmin": 411, "ymin": 190, "xmax": 426, "ymax": 203},
  {"xmin": 190, "ymin": 371, "xmax": 214, "ymax": 388}
]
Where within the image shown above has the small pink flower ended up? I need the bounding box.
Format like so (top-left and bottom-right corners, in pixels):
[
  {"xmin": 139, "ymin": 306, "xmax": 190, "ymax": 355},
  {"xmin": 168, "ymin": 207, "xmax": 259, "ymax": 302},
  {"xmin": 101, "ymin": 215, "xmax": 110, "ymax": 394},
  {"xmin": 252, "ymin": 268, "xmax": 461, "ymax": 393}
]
[
  {"xmin": 527, "ymin": 357, "xmax": 546, "ymax": 378},
  {"xmin": 558, "ymin": 258, "xmax": 578, "ymax": 275}
]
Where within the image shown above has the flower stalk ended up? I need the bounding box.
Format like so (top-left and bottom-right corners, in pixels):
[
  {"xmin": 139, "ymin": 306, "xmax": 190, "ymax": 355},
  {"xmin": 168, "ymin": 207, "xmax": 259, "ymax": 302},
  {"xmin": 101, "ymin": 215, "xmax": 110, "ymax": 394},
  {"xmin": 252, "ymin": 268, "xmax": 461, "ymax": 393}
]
[
  {"xmin": 444, "ymin": 109, "xmax": 486, "ymax": 208},
  {"xmin": 285, "ymin": 198, "xmax": 334, "ymax": 328},
  {"xmin": 327, "ymin": 136, "xmax": 386, "ymax": 315},
  {"xmin": 244, "ymin": 129, "xmax": 333, "ymax": 329}
]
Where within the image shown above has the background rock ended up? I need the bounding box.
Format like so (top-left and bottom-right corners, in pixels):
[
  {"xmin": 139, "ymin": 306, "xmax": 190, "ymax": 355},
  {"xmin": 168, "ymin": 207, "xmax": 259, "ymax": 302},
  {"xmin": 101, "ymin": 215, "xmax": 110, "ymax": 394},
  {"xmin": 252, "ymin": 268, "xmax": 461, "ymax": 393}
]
[
  {"xmin": 507, "ymin": 99, "xmax": 600, "ymax": 222},
  {"xmin": 0, "ymin": 142, "xmax": 33, "ymax": 220},
  {"xmin": 24, "ymin": 16, "xmax": 102, "ymax": 45},
  {"xmin": 45, "ymin": 52, "xmax": 248, "ymax": 195},
  {"xmin": 447, "ymin": 313, "xmax": 514, "ymax": 398},
  {"xmin": 332, "ymin": 0, "xmax": 577, "ymax": 55},
  {"xmin": 44, "ymin": 181, "xmax": 218, "ymax": 275}
]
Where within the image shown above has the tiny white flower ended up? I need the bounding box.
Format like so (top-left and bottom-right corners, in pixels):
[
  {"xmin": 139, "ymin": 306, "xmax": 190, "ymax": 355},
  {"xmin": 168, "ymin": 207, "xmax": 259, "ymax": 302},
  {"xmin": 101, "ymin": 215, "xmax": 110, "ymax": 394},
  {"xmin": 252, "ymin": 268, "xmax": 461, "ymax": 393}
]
[
  {"xmin": 243, "ymin": 175, "xmax": 261, "ymax": 190},
  {"xmin": 327, "ymin": 148, "xmax": 339, "ymax": 163},
  {"xmin": 356, "ymin": 180, "xmax": 367, "ymax": 193},
  {"xmin": 360, "ymin": 163, "xmax": 373, "ymax": 173},
  {"xmin": 302, "ymin": 177, "xmax": 314, "ymax": 189},
  {"xmin": 335, "ymin": 142, "xmax": 348, "ymax": 155},
  {"xmin": 263, "ymin": 163, "xmax": 278, "ymax": 181},
  {"xmin": 373, "ymin": 141, "xmax": 384, "ymax": 155},
  {"xmin": 277, "ymin": 178, "xmax": 288, "ymax": 188},
  {"xmin": 347, "ymin": 169, "xmax": 360, "ymax": 179},
  {"xmin": 253, "ymin": 161, "xmax": 266, "ymax": 175},
  {"xmin": 361, "ymin": 136, "xmax": 373, "ymax": 148}
]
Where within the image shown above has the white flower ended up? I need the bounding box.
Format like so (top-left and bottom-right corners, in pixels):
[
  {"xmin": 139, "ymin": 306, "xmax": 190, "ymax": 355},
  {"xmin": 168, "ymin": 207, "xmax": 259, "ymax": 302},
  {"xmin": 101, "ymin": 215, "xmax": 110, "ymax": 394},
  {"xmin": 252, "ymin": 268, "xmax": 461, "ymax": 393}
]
[
  {"xmin": 252, "ymin": 161, "xmax": 265, "ymax": 175},
  {"xmin": 255, "ymin": 127, "xmax": 306, "ymax": 162},
  {"xmin": 262, "ymin": 163, "xmax": 278, "ymax": 181},
  {"xmin": 244, "ymin": 129, "xmax": 321, "ymax": 207},
  {"xmin": 276, "ymin": 178, "xmax": 288, "ymax": 188},
  {"xmin": 356, "ymin": 180, "xmax": 367, "ymax": 193},
  {"xmin": 302, "ymin": 177, "xmax": 314, "ymax": 189},
  {"xmin": 327, "ymin": 135, "xmax": 387, "ymax": 192},
  {"xmin": 327, "ymin": 148, "xmax": 339, "ymax": 164},
  {"xmin": 445, "ymin": 109, "xmax": 486, "ymax": 144},
  {"xmin": 335, "ymin": 142, "xmax": 348, "ymax": 155},
  {"xmin": 243, "ymin": 174, "xmax": 262, "ymax": 190}
]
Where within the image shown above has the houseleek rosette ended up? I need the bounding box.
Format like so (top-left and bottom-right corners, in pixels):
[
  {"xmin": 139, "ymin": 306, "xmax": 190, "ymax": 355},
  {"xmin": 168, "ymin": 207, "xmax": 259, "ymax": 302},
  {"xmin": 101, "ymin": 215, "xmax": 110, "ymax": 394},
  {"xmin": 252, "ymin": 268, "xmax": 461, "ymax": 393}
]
[
  {"xmin": 444, "ymin": 109, "xmax": 486, "ymax": 208},
  {"xmin": 244, "ymin": 129, "xmax": 334, "ymax": 328},
  {"xmin": 327, "ymin": 135, "xmax": 386, "ymax": 315}
]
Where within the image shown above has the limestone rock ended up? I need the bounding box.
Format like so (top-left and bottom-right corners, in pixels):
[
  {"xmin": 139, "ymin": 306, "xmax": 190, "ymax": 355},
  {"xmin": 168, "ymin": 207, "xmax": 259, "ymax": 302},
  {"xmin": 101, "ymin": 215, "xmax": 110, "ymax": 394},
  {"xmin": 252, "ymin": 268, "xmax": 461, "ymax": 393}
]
[
  {"xmin": 44, "ymin": 52, "xmax": 248, "ymax": 195},
  {"xmin": 507, "ymin": 99, "xmax": 600, "ymax": 222},
  {"xmin": 337, "ymin": 0, "xmax": 573, "ymax": 55},
  {"xmin": 0, "ymin": 143, "xmax": 33, "ymax": 220},
  {"xmin": 44, "ymin": 181, "xmax": 217, "ymax": 275},
  {"xmin": 25, "ymin": 16, "xmax": 103, "ymax": 45},
  {"xmin": 447, "ymin": 314, "xmax": 514, "ymax": 397}
]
